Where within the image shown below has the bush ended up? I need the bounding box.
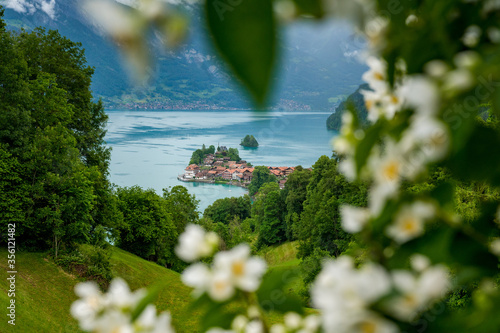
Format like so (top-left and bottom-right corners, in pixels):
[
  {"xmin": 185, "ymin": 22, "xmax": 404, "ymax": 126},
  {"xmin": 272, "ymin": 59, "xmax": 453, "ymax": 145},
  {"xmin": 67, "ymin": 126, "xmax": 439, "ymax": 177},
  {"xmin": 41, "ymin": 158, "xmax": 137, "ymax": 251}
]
[{"xmin": 55, "ymin": 244, "xmax": 113, "ymax": 288}]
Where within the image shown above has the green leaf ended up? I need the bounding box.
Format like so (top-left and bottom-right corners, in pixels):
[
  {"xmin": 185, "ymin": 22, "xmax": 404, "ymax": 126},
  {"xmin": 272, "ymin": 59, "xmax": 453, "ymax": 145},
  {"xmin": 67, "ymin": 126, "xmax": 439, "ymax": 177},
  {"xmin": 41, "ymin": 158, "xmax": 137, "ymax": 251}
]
[
  {"xmin": 205, "ymin": 0, "xmax": 277, "ymax": 105},
  {"xmin": 291, "ymin": 0, "xmax": 324, "ymax": 18},
  {"xmin": 450, "ymin": 231, "xmax": 499, "ymax": 277},
  {"xmin": 430, "ymin": 181, "xmax": 455, "ymax": 207},
  {"xmin": 256, "ymin": 269, "xmax": 304, "ymax": 315},
  {"xmin": 447, "ymin": 124, "xmax": 500, "ymax": 185},
  {"xmin": 131, "ymin": 282, "xmax": 165, "ymax": 322},
  {"xmin": 201, "ymin": 307, "xmax": 238, "ymax": 332},
  {"xmin": 354, "ymin": 120, "xmax": 384, "ymax": 175}
]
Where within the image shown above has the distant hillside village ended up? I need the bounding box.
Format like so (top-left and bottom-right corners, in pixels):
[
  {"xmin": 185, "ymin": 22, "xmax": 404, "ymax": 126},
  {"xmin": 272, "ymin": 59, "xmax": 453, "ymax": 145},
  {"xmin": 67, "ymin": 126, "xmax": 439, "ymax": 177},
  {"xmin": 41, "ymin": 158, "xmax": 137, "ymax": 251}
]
[{"xmin": 179, "ymin": 145, "xmax": 296, "ymax": 189}]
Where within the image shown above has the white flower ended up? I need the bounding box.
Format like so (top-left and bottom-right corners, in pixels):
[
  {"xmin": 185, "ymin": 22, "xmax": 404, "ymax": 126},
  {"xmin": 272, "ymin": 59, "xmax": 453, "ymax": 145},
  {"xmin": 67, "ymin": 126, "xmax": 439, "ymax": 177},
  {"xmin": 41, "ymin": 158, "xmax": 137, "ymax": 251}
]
[
  {"xmin": 284, "ymin": 312, "xmax": 302, "ymax": 330},
  {"xmin": 487, "ymin": 27, "xmax": 500, "ymax": 43},
  {"xmin": 92, "ymin": 310, "xmax": 134, "ymax": 333},
  {"xmin": 410, "ymin": 254, "xmax": 431, "ymax": 272},
  {"xmin": 387, "ymin": 266, "xmax": 449, "ymax": 321},
  {"xmin": 271, "ymin": 313, "xmax": 321, "ymax": 333},
  {"xmin": 181, "ymin": 244, "xmax": 266, "ymax": 302},
  {"xmin": 312, "ymin": 257, "xmax": 392, "ymax": 333},
  {"xmin": 341, "ymin": 205, "xmax": 371, "ymax": 233},
  {"xmin": 371, "ymin": 141, "xmax": 405, "ymax": 186},
  {"xmin": 362, "ymin": 56, "xmax": 389, "ymax": 93},
  {"xmin": 176, "ymin": 224, "xmax": 220, "ymax": 262},
  {"xmin": 323, "ymin": 0, "xmax": 375, "ymax": 28},
  {"xmin": 227, "ymin": 315, "xmax": 264, "ymax": 333},
  {"xmin": 443, "ymin": 69, "xmax": 475, "ymax": 94},
  {"xmin": 400, "ymin": 75, "xmax": 440, "ymax": 115},
  {"xmin": 152, "ymin": 312, "xmax": 175, "ymax": 333},
  {"xmin": 213, "ymin": 244, "xmax": 267, "ymax": 293},
  {"xmin": 405, "ymin": 14, "xmax": 418, "ymax": 25},
  {"xmin": 332, "ymin": 135, "xmax": 354, "ymax": 155},
  {"xmin": 454, "ymin": 51, "xmax": 481, "ymax": 69},
  {"xmin": 71, "ymin": 282, "xmax": 104, "ymax": 331},
  {"xmin": 338, "ymin": 157, "xmax": 357, "ymax": 181},
  {"xmin": 424, "ymin": 60, "xmax": 450, "ymax": 78},
  {"xmin": 135, "ymin": 304, "xmax": 158, "ymax": 330},
  {"xmin": 181, "ymin": 262, "xmax": 212, "ymax": 297},
  {"xmin": 361, "ymin": 89, "xmax": 401, "ymax": 123},
  {"xmin": 244, "ymin": 320, "xmax": 264, "ymax": 333},
  {"xmin": 133, "ymin": 305, "xmax": 175, "ymax": 333},
  {"xmin": 273, "ymin": 0, "xmax": 297, "ymax": 22},
  {"xmin": 399, "ymin": 115, "xmax": 450, "ymax": 168},
  {"xmin": 462, "ymin": 25, "xmax": 482, "ymax": 47},
  {"xmin": 303, "ymin": 315, "xmax": 321, "ymax": 333},
  {"xmin": 71, "ymin": 278, "xmax": 175, "ymax": 333},
  {"xmin": 208, "ymin": 270, "xmax": 235, "ymax": 302},
  {"xmin": 355, "ymin": 263, "xmax": 392, "ymax": 304},
  {"xmin": 107, "ymin": 278, "xmax": 146, "ymax": 310},
  {"xmin": 492, "ymin": 239, "xmax": 500, "ymax": 256},
  {"xmin": 386, "ymin": 201, "xmax": 436, "ymax": 244},
  {"xmin": 270, "ymin": 324, "xmax": 286, "ymax": 333},
  {"xmin": 365, "ymin": 16, "xmax": 389, "ymax": 50},
  {"xmin": 368, "ymin": 142, "xmax": 408, "ymax": 212}
]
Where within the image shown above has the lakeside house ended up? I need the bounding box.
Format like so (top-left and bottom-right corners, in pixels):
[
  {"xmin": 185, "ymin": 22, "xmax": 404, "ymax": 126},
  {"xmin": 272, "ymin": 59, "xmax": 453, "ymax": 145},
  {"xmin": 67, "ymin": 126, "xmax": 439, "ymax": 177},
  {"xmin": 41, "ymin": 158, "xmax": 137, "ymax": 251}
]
[
  {"xmin": 185, "ymin": 164, "xmax": 199, "ymax": 179},
  {"xmin": 181, "ymin": 146, "xmax": 298, "ymax": 188}
]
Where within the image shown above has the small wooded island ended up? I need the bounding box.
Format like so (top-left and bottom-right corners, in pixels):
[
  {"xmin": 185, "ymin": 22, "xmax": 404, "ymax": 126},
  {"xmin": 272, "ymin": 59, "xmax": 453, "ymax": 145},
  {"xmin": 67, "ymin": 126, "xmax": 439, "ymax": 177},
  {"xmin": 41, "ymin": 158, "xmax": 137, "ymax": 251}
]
[{"xmin": 240, "ymin": 135, "xmax": 259, "ymax": 147}]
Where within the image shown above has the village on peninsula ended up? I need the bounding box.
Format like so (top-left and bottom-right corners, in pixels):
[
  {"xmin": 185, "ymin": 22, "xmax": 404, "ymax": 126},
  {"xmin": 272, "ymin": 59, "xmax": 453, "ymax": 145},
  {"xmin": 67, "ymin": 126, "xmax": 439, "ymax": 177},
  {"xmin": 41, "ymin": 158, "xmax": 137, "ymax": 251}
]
[{"xmin": 178, "ymin": 145, "xmax": 297, "ymax": 189}]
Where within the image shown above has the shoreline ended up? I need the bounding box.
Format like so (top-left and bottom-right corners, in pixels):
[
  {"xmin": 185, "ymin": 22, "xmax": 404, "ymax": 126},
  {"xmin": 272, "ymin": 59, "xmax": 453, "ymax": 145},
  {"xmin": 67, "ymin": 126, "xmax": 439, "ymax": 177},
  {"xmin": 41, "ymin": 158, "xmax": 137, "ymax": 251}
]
[{"xmin": 177, "ymin": 175, "xmax": 249, "ymax": 190}]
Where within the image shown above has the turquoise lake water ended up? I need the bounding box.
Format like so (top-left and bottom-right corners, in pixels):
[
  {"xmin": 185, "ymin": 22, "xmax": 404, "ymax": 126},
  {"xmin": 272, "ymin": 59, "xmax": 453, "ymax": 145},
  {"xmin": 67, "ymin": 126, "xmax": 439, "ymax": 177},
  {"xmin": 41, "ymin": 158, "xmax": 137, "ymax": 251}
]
[{"xmin": 105, "ymin": 110, "xmax": 337, "ymax": 212}]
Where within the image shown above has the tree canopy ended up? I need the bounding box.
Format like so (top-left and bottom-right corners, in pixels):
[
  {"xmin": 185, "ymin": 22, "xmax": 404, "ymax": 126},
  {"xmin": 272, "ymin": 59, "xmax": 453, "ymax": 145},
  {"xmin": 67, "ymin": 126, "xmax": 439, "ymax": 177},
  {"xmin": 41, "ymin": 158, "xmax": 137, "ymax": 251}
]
[{"xmin": 240, "ymin": 135, "xmax": 259, "ymax": 147}]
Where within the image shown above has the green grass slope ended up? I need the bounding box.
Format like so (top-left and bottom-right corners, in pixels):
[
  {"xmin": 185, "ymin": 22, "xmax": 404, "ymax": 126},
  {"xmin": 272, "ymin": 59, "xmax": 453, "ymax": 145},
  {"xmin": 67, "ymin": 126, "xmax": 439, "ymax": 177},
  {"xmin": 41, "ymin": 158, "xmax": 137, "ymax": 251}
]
[
  {"xmin": 0, "ymin": 247, "xmax": 199, "ymax": 333},
  {"xmin": 259, "ymin": 242, "xmax": 303, "ymax": 297}
]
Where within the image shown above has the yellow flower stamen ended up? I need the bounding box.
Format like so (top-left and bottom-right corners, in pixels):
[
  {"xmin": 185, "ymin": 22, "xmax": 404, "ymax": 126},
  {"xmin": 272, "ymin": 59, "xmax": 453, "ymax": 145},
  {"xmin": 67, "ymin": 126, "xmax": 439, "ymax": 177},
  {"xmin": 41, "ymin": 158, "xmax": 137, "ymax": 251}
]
[
  {"xmin": 232, "ymin": 261, "xmax": 245, "ymax": 277},
  {"xmin": 382, "ymin": 160, "xmax": 400, "ymax": 181},
  {"xmin": 402, "ymin": 217, "xmax": 418, "ymax": 233},
  {"xmin": 360, "ymin": 321, "xmax": 376, "ymax": 333}
]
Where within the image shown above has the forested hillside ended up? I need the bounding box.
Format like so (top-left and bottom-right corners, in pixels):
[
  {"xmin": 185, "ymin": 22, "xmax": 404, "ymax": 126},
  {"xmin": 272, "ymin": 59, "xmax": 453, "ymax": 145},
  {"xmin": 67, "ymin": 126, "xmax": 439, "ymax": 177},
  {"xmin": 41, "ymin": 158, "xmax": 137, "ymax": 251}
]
[
  {"xmin": 326, "ymin": 83, "xmax": 369, "ymax": 130},
  {"xmin": 2, "ymin": 0, "xmax": 366, "ymax": 110}
]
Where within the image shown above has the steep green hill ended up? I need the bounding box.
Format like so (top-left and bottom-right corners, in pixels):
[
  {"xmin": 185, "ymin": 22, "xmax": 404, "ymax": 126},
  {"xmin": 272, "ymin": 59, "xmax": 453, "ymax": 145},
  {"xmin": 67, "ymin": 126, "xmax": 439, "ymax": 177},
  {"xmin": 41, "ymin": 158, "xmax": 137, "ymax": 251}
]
[
  {"xmin": 0, "ymin": 247, "xmax": 199, "ymax": 333},
  {"xmin": 326, "ymin": 83, "xmax": 369, "ymax": 130}
]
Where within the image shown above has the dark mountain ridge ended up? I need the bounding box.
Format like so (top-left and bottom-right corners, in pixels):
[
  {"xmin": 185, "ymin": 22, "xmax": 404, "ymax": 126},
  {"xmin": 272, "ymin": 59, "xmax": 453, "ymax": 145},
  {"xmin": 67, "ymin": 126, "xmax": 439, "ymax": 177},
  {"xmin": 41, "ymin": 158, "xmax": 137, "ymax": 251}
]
[{"xmin": 3, "ymin": 1, "xmax": 367, "ymax": 110}]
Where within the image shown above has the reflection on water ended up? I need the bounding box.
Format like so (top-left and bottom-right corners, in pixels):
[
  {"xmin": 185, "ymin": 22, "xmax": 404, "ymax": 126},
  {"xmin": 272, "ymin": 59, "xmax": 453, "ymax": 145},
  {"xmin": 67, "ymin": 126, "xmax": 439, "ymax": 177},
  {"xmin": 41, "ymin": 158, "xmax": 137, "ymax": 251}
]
[{"xmin": 105, "ymin": 110, "xmax": 337, "ymax": 212}]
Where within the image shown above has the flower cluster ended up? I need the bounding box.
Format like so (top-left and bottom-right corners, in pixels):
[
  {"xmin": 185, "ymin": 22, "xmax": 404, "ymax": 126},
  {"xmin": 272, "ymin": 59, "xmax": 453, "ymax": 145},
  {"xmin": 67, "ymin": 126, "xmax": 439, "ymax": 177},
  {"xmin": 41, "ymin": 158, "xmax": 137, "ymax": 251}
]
[
  {"xmin": 334, "ymin": 51, "xmax": 453, "ymax": 237},
  {"xmin": 207, "ymin": 308, "xmax": 265, "ymax": 333},
  {"xmin": 180, "ymin": 224, "xmax": 267, "ymax": 302},
  {"xmin": 270, "ymin": 312, "xmax": 321, "ymax": 333},
  {"xmin": 71, "ymin": 278, "xmax": 174, "ymax": 333},
  {"xmin": 311, "ymin": 256, "xmax": 449, "ymax": 333}
]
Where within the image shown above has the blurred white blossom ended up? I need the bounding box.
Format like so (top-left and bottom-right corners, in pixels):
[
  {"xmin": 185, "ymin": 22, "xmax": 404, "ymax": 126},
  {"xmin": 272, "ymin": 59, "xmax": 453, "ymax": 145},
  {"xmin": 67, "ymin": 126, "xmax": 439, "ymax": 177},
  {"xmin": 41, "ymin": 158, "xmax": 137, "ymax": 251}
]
[
  {"xmin": 386, "ymin": 265, "xmax": 450, "ymax": 321},
  {"xmin": 270, "ymin": 313, "xmax": 320, "ymax": 333},
  {"xmin": 386, "ymin": 201, "xmax": 436, "ymax": 244},
  {"xmin": 71, "ymin": 278, "xmax": 175, "ymax": 333},
  {"xmin": 341, "ymin": 205, "xmax": 371, "ymax": 233},
  {"xmin": 181, "ymin": 244, "xmax": 266, "ymax": 302},
  {"xmin": 312, "ymin": 257, "xmax": 392, "ymax": 333},
  {"xmin": 175, "ymin": 224, "xmax": 220, "ymax": 262}
]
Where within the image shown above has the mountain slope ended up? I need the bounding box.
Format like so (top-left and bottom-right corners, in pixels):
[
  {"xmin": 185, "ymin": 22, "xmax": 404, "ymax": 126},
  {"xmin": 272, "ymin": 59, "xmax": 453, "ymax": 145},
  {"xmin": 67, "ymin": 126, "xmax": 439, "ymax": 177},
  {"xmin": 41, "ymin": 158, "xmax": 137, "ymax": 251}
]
[
  {"xmin": 326, "ymin": 83, "xmax": 369, "ymax": 130},
  {"xmin": 0, "ymin": 247, "xmax": 198, "ymax": 333},
  {"xmin": 3, "ymin": 1, "xmax": 367, "ymax": 110}
]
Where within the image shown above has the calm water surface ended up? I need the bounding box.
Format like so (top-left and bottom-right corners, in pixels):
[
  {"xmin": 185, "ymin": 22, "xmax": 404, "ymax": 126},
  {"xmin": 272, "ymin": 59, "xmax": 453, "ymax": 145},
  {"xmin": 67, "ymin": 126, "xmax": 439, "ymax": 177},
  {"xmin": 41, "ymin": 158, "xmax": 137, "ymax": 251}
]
[{"xmin": 105, "ymin": 110, "xmax": 337, "ymax": 211}]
